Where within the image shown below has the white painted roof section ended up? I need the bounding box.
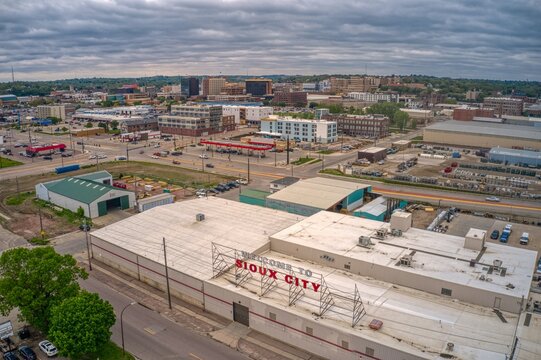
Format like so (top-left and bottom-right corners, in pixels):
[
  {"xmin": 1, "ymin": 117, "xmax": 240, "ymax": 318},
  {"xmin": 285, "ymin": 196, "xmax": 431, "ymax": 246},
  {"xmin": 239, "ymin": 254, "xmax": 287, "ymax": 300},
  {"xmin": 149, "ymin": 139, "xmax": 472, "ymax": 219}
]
[
  {"xmin": 137, "ymin": 193, "xmax": 174, "ymax": 205},
  {"xmin": 90, "ymin": 197, "xmax": 303, "ymax": 279},
  {"xmin": 211, "ymin": 250, "xmax": 517, "ymax": 360},
  {"xmin": 266, "ymin": 177, "xmax": 370, "ymax": 210},
  {"xmin": 360, "ymin": 146, "xmax": 386, "ymax": 153},
  {"xmin": 270, "ymin": 211, "xmax": 536, "ymax": 298}
]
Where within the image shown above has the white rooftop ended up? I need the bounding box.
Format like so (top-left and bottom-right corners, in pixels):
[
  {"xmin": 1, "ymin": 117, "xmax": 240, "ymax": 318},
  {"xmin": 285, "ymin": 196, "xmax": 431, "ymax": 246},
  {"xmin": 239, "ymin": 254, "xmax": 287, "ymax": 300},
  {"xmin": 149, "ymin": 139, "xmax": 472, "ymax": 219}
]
[
  {"xmin": 212, "ymin": 249, "xmax": 520, "ymax": 360},
  {"xmin": 270, "ymin": 211, "xmax": 537, "ymax": 299},
  {"xmin": 360, "ymin": 147, "xmax": 386, "ymax": 153},
  {"xmin": 266, "ymin": 177, "xmax": 370, "ymax": 210},
  {"xmin": 90, "ymin": 197, "xmax": 303, "ymax": 279}
]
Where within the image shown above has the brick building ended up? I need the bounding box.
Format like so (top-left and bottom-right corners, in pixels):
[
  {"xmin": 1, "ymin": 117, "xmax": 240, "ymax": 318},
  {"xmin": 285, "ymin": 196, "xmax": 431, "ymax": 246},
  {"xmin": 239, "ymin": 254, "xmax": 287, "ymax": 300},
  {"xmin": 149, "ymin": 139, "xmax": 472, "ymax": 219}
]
[
  {"xmin": 453, "ymin": 107, "xmax": 495, "ymax": 121},
  {"xmin": 272, "ymin": 91, "xmax": 308, "ymax": 107},
  {"xmin": 483, "ymin": 97, "xmax": 523, "ymax": 116},
  {"xmin": 328, "ymin": 115, "xmax": 390, "ymax": 138}
]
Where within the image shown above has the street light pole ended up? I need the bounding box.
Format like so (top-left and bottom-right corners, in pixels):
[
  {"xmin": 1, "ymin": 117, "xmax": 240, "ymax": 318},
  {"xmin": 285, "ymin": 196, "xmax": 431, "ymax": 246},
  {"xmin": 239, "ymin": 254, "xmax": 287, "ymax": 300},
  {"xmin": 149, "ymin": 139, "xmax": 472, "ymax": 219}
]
[
  {"xmin": 120, "ymin": 301, "xmax": 137, "ymax": 355},
  {"xmin": 84, "ymin": 218, "xmax": 92, "ymax": 271},
  {"xmin": 247, "ymin": 156, "xmax": 250, "ymax": 182}
]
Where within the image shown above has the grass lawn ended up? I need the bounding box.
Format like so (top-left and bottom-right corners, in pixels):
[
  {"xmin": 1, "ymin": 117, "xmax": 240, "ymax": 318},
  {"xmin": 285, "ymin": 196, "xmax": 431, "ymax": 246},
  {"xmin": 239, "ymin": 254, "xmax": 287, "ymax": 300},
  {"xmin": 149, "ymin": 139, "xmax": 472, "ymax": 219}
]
[
  {"xmin": 292, "ymin": 157, "xmax": 316, "ymax": 165},
  {"xmin": 317, "ymin": 150, "xmax": 335, "ymax": 154},
  {"xmin": 0, "ymin": 156, "xmax": 23, "ymax": 168},
  {"xmin": 81, "ymin": 341, "xmax": 134, "ymax": 360},
  {"xmin": 411, "ymin": 135, "xmax": 423, "ymax": 141},
  {"xmin": 5, "ymin": 191, "xmax": 34, "ymax": 206}
]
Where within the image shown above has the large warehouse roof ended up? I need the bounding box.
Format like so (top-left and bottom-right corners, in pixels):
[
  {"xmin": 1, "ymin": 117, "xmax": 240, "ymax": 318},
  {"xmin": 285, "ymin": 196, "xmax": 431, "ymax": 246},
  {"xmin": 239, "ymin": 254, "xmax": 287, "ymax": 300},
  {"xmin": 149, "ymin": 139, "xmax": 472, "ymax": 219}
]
[
  {"xmin": 270, "ymin": 211, "xmax": 536, "ymax": 299},
  {"xmin": 90, "ymin": 197, "xmax": 303, "ymax": 279},
  {"xmin": 426, "ymin": 120, "xmax": 541, "ymax": 140},
  {"xmin": 489, "ymin": 147, "xmax": 541, "ymax": 160},
  {"xmin": 266, "ymin": 177, "xmax": 370, "ymax": 209},
  {"xmin": 213, "ymin": 250, "xmax": 520, "ymax": 359},
  {"xmin": 45, "ymin": 177, "xmax": 128, "ymax": 204}
]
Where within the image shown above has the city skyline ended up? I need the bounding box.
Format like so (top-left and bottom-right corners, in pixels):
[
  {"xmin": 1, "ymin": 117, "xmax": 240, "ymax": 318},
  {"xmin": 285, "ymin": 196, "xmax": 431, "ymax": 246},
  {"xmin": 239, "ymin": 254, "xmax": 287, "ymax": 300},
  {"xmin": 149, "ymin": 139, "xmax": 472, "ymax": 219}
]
[{"xmin": 1, "ymin": 0, "xmax": 540, "ymax": 82}]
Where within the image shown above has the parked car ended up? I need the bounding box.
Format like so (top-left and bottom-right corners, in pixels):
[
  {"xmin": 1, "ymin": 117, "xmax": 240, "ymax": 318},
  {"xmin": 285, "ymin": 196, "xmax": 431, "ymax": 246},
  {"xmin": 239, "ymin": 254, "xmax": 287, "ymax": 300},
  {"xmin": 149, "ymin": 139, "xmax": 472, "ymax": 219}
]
[
  {"xmin": 490, "ymin": 230, "xmax": 500, "ymax": 240},
  {"xmin": 199, "ymin": 154, "xmax": 209, "ymax": 159},
  {"xmin": 228, "ymin": 181, "xmax": 239, "ymax": 188},
  {"xmin": 520, "ymin": 232, "xmax": 530, "ymax": 245},
  {"xmin": 88, "ymin": 154, "xmax": 97, "ymax": 160},
  {"xmin": 38, "ymin": 340, "xmax": 58, "ymax": 357},
  {"xmin": 2, "ymin": 351, "xmax": 19, "ymax": 360},
  {"xmin": 205, "ymin": 163, "xmax": 214, "ymax": 168},
  {"xmin": 485, "ymin": 196, "xmax": 500, "ymax": 202},
  {"xmin": 43, "ymin": 155, "xmax": 53, "ymax": 160},
  {"xmin": 61, "ymin": 152, "xmax": 72, "ymax": 157},
  {"xmin": 172, "ymin": 160, "xmax": 181, "ymax": 165},
  {"xmin": 17, "ymin": 346, "xmax": 36, "ymax": 360},
  {"xmin": 17, "ymin": 327, "xmax": 30, "ymax": 340},
  {"xmin": 236, "ymin": 178, "xmax": 249, "ymax": 185}
]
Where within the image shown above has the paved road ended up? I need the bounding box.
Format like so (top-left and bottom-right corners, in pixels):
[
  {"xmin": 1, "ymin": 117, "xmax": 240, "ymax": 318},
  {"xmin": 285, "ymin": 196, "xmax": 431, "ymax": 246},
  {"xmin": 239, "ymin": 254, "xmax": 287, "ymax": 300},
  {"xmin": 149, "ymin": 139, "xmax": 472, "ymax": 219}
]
[{"xmin": 82, "ymin": 276, "xmax": 247, "ymax": 360}]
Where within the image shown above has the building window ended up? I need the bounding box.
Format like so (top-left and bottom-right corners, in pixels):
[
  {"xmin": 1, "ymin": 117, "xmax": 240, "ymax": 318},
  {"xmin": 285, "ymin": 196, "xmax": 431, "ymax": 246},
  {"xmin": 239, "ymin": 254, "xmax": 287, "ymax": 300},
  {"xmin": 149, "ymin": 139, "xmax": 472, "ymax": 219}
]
[
  {"xmin": 366, "ymin": 347, "xmax": 374, "ymax": 356},
  {"xmin": 305, "ymin": 326, "xmax": 313, "ymax": 335},
  {"xmin": 441, "ymin": 288, "xmax": 452, "ymax": 296},
  {"xmin": 269, "ymin": 312, "xmax": 276, "ymax": 321},
  {"xmin": 342, "ymin": 340, "xmax": 349, "ymax": 349},
  {"xmin": 344, "ymin": 264, "xmax": 351, "ymax": 270}
]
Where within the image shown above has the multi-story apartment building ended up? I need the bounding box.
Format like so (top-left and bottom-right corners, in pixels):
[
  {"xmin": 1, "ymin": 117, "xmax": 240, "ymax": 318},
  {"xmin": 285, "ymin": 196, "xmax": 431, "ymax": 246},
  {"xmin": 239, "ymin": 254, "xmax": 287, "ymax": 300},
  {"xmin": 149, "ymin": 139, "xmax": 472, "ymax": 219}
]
[
  {"xmin": 245, "ymin": 78, "xmax": 273, "ymax": 96},
  {"xmin": 260, "ymin": 115, "xmax": 337, "ymax": 143},
  {"xmin": 222, "ymin": 105, "xmax": 273, "ymax": 125},
  {"xmin": 328, "ymin": 114, "xmax": 390, "ymax": 138},
  {"xmin": 272, "ymin": 91, "xmax": 308, "ymax": 107},
  {"xmin": 158, "ymin": 104, "xmax": 224, "ymax": 136},
  {"xmin": 483, "ymin": 97, "xmax": 524, "ymax": 116},
  {"xmin": 202, "ymin": 77, "xmax": 226, "ymax": 96},
  {"xmin": 347, "ymin": 92, "xmax": 399, "ymax": 103},
  {"xmin": 36, "ymin": 105, "xmax": 66, "ymax": 120}
]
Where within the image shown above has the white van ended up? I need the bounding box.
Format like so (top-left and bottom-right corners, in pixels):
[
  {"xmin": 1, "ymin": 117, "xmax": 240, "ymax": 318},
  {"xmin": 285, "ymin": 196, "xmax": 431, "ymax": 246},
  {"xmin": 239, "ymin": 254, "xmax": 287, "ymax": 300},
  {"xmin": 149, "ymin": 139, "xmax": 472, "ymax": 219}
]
[{"xmin": 519, "ymin": 232, "xmax": 529, "ymax": 245}]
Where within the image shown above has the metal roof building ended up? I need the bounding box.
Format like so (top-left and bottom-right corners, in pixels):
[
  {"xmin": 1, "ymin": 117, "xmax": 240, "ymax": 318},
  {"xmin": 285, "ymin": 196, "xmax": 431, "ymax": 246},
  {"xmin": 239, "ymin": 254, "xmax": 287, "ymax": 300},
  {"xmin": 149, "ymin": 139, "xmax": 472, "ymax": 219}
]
[
  {"xmin": 266, "ymin": 177, "xmax": 371, "ymax": 216},
  {"xmin": 424, "ymin": 120, "xmax": 541, "ymax": 149},
  {"xmin": 488, "ymin": 147, "xmax": 541, "ymax": 167},
  {"xmin": 89, "ymin": 198, "xmax": 541, "ymax": 360},
  {"xmin": 35, "ymin": 171, "xmax": 135, "ymax": 218}
]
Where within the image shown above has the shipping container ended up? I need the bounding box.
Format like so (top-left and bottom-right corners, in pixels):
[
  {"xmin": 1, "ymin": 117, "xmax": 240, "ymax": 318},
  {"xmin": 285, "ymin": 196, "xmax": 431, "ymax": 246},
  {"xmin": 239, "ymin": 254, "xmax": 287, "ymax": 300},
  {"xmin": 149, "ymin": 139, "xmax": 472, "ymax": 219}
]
[{"xmin": 55, "ymin": 164, "xmax": 80, "ymax": 174}]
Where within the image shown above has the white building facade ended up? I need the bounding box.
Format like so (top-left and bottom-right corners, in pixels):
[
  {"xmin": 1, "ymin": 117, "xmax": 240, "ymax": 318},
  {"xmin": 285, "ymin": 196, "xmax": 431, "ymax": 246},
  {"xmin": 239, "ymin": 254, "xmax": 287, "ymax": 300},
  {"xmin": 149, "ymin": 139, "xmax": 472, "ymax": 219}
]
[
  {"xmin": 260, "ymin": 116, "xmax": 337, "ymax": 143},
  {"xmin": 347, "ymin": 92, "xmax": 399, "ymax": 103},
  {"xmin": 222, "ymin": 105, "xmax": 273, "ymax": 125}
]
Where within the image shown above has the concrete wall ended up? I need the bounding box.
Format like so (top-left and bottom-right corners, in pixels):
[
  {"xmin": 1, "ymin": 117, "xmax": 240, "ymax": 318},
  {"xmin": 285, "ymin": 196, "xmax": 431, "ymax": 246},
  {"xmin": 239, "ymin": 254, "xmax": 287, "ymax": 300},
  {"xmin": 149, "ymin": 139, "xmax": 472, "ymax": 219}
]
[
  {"xmin": 424, "ymin": 129, "xmax": 541, "ymax": 150},
  {"xmin": 269, "ymin": 239, "xmax": 522, "ymax": 313},
  {"xmin": 203, "ymin": 282, "xmax": 427, "ymax": 360}
]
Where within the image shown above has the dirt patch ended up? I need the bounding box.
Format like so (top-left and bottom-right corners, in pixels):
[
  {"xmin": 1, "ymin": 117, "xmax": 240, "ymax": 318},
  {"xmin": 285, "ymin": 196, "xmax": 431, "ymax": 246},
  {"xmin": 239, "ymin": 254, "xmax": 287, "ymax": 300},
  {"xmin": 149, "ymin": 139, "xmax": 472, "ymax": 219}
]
[{"xmin": 411, "ymin": 208, "xmax": 439, "ymax": 229}]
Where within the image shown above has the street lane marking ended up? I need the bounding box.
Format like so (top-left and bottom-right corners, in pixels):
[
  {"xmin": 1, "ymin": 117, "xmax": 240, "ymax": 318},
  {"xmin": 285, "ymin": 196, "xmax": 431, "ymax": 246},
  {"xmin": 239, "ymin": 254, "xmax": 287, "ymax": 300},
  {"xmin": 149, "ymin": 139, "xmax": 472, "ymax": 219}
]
[{"xmin": 189, "ymin": 353, "xmax": 203, "ymax": 360}]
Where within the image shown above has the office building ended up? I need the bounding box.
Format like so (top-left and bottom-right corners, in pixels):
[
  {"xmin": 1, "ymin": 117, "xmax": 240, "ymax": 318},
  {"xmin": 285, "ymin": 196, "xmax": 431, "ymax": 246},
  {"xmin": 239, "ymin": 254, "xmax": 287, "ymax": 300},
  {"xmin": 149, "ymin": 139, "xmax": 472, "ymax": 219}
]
[
  {"xmin": 221, "ymin": 83, "xmax": 245, "ymax": 95},
  {"xmin": 272, "ymin": 91, "xmax": 308, "ymax": 107},
  {"xmin": 260, "ymin": 115, "xmax": 337, "ymax": 143},
  {"xmin": 330, "ymin": 76, "xmax": 381, "ymax": 93},
  {"xmin": 181, "ymin": 77, "xmax": 200, "ymax": 97},
  {"xmin": 158, "ymin": 104, "xmax": 227, "ymax": 136},
  {"xmin": 202, "ymin": 77, "xmax": 227, "ymax": 96},
  {"xmin": 347, "ymin": 92, "xmax": 398, "ymax": 103},
  {"xmin": 222, "ymin": 105, "xmax": 273, "ymax": 125},
  {"xmin": 483, "ymin": 97, "xmax": 524, "ymax": 116},
  {"xmin": 36, "ymin": 105, "xmax": 66, "ymax": 120},
  {"xmin": 245, "ymin": 78, "xmax": 273, "ymax": 96}
]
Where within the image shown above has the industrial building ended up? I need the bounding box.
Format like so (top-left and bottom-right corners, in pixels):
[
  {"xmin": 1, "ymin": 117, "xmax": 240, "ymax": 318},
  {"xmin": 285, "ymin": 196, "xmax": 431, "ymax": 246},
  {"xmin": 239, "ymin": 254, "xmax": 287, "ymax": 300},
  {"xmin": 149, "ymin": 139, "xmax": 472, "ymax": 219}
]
[
  {"xmin": 137, "ymin": 193, "xmax": 175, "ymax": 212},
  {"xmin": 424, "ymin": 120, "xmax": 541, "ymax": 150},
  {"xmin": 260, "ymin": 116, "xmax": 337, "ymax": 143},
  {"xmin": 329, "ymin": 114, "xmax": 390, "ymax": 138},
  {"xmin": 89, "ymin": 198, "xmax": 540, "ymax": 360},
  {"xmin": 36, "ymin": 171, "xmax": 135, "ymax": 218},
  {"xmin": 484, "ymin": 97, "xmax": 524, "ymax": 116},
  {"xmin": 266, "ymin": 177, "xmax": 370, "ymax": 216},
  {"xmin": 358, "ymin": 147, "xmax": 387, "ymax": 163},
  {"xmin": 488, "ymin": 147, "xmax": 541, "ymax": 167}
]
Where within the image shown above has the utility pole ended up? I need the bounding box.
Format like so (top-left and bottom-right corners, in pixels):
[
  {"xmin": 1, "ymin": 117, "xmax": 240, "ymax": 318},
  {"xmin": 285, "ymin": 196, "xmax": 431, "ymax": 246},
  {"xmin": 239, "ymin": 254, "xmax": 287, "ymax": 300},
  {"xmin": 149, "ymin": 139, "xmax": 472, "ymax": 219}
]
[
  {"xmin": 84, "ymin": 218, "xmax": 92, "ymax": 271},
  {"xmin": 38, "ymin": 207, "xmax": 44, "ymax": 240},
  {"xmin": 126, "ymin": 142, "xmax": 129, "ymax": 161},
  {"xmin": 274, "ymin": 147, "xmax": 277, "ymax": 167},
  {"xmin": 163, "ymin": 237, "xmax": 172, "ymax": 309},
  {"xmin": 286, "ymin": 135, "xmax": 290, "ymax": 165},
  {"xmin": 247, "ymin": 156, "xmax": 250, "ymax": 182},
  {"xmin": 201, "ymin": 157, "xmax": 204, "ymax": 172},
  {"xmin": 321, "ymin": 154, "xmax": 325, "ymax": 171}
]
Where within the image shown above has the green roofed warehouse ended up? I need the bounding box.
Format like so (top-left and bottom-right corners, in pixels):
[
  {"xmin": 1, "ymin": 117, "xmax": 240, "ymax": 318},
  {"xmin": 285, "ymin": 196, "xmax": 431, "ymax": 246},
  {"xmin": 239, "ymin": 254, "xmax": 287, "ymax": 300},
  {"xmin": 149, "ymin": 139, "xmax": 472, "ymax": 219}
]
[{"xmin": 35, "ymin": 171, "xmax": 135, "ymax": 218}]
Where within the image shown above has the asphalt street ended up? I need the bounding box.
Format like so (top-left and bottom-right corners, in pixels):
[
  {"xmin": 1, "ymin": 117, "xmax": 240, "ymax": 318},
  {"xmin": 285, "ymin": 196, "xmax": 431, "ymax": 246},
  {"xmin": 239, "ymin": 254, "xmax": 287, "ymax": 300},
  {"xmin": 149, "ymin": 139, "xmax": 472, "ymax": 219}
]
[{"xmin": 82, "ymin": 276, "xmax": 248, "ymax": 360}]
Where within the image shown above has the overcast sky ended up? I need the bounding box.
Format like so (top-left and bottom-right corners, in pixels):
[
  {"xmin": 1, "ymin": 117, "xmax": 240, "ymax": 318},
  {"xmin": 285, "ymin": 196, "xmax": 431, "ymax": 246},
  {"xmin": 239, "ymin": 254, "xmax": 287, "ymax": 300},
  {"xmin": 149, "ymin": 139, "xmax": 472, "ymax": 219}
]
[{"xmin": 1, "ymin": 0, "xmax": 540, "ymax": 82}]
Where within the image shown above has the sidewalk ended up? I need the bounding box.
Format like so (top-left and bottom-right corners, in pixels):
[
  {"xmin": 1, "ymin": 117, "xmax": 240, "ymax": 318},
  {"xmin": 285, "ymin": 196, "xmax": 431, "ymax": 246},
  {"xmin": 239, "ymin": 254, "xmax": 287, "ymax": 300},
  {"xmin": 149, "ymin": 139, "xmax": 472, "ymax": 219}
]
[{"xmin": 83, "ymin": 258, "xmax": 325, "ymax": 360}]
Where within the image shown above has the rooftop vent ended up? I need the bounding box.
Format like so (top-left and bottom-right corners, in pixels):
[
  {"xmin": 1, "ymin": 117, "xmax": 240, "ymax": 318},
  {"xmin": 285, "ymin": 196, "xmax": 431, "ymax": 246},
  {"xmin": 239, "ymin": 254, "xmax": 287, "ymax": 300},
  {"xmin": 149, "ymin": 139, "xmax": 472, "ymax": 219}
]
[
  {"xmin": 358, "ymin": 236, "xmax": 373, "ymax": 248},
  {"xmin": 446, "ymin": 342, "xmax": 454, "ymax": 352},
  {"xmin": 196, "ymin": 213, "xmax": 205, "ymax": 222},
  {"xmin": 390, "ymin": 229, "xmax": 402, "ymax": 236},
  {"xmin": 400, "ymin": 254, "xmax": 413, "ymax": 267},
  {"xmin": 374, "ymin": 228, "xmax": 388, "ymax": 239}
]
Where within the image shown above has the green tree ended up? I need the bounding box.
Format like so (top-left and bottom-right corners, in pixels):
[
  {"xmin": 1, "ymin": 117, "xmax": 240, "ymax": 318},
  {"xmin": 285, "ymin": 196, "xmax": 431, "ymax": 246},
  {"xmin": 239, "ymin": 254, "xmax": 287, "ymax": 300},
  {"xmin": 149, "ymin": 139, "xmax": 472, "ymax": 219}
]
[
  {"xmin": 133, "ymin": 101, "xmax": 142, "ymax": 106},
  {"xmin": 85, "ymin": 122, "xmax": 93, "ymax": 128},
  {"xmin": 110, "ymin": 120, "xmax": 119, "ymax": 130},
  {"xmin": 0, "ymin": 247, "xmax": 87, "ymax": 332},
  {"xmin": 394, "ymin": 110, "xmax": 409, "ymax": 131},
  {"xmin": 98, "ymin": 122, "xmax": 109, "ymax": 132},
  {"xmin": 49, "ymin": 291, "xmax": 116, "ymax": 359}
]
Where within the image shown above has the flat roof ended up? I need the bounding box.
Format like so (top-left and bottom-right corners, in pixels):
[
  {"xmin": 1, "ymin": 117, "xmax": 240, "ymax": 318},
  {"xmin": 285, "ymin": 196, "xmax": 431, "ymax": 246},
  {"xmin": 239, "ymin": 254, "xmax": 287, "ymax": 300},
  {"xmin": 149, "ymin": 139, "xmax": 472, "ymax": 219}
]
[
  {"xmin": 240, "ymin": 188, "xmax": 270, "ymax": 200},
  {"xmin": 359, "ymin": 147, "xmax": 386, "ymax": 153},
  {"xmin": 270, "ymin": 176, "xmax": 300, "ymax": 186},
  {"xmin": 266, "ymin": 177, "xmax": 370, "ymax": 210},
  {"xmin": 90, "ymin": 198, "xmax": 303, "ymax": 279},
  {"xmin": 270, "ymin": 211, "xmax": 537, "ymax": 299},
  {"xmin": 489, "ymin": 147, "xmax": 541, "ymax": 159},
  {"xmin": 426, "ymin": 120, "xmax": 541, "ymax": 140},
  {"xmin": 212, "ymin": 249, "xmax": 520, "ymax": 359},
  {"xmin": 137, "ymin": 193, "xmax": 174, "ymax": 205}
]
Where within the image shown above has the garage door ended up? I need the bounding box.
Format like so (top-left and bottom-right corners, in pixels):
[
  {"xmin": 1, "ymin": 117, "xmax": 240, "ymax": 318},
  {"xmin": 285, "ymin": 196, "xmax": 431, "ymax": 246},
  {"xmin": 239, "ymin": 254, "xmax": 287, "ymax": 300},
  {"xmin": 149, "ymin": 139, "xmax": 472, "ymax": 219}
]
[
  {"xmin": 119, "ymin": 195, "xmax": 130, "ymax": 210},
  {"xmin": 233, "ymin": 303, "xmax": 249, "ymax": 327},
  {"xmin": 97, "ymin": 201, "xmax": 107, "ymax": 216}
]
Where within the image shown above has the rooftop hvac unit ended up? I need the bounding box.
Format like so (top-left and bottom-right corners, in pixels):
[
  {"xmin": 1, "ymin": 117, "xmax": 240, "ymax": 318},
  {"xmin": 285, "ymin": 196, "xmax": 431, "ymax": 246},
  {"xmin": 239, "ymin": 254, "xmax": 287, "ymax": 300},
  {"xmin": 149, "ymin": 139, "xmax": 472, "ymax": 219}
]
[
  {"xmin": 493, "ymin": 259, "xmax": 502, "ymax": 268},
  {"xmin": 469, "ymin": 259, "xmax": 476, "ymax": 267},
  {"xmin": 446, "ymin": 342, "xmax": 454, "ymax": 352},
  {"xmin": 358, "ymin": 236, "xmax": 372, "ymax": 247},
  {"xmin": 390, "ymin": 229, "xmax": 402, "ymax": 236},
  {"xmin": 196, "ymin": 213, "xmax": 205, "ymax": 222},
  {"xmin": 374, "ymin": 228, "xmax": 388, "ymax": 239},
  {"xmin": 400, "ymin": 255, "xmax": 412, "ymax": 267}
]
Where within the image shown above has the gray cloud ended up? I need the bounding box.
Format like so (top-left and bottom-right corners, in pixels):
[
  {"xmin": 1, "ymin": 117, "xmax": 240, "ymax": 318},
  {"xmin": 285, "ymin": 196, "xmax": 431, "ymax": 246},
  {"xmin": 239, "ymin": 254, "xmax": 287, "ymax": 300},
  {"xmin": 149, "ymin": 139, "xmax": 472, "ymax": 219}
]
[{"xmin": 0, "ymin": 0, "xmax": 540, "ymax": 81}]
